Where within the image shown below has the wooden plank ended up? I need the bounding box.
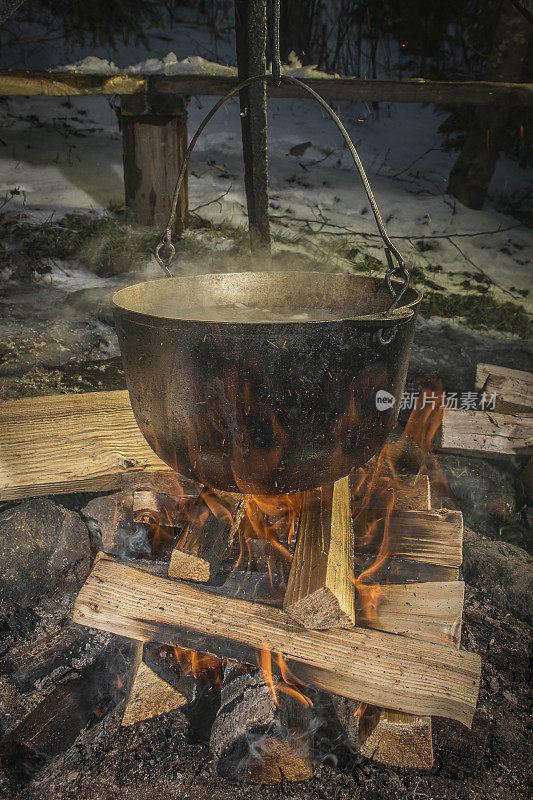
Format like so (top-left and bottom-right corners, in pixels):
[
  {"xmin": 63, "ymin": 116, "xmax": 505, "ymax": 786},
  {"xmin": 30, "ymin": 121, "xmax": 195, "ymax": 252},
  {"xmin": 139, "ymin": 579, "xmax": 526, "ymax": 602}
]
[
  {"xmin": 475, "ymin": 363, "xmax": 533, "ymax": 413},
  {"xmin": 72, "ymin": 555, "xmax": 481, "ymax": 726},
  {"xmin": 283, "ymin": 477, "xmax": 355, "ymax": 629},
  {"xmin": 351, "ymin": 472, "xmax": 431, "ymax": 513},
  {"xmin": 437, "ymin": 409, "xmax": 533, "ymax": 457},
  {"xmin": 365, "ymin": 581, "xmax": 464, "ymax": 647},
  {"xmin": 355, "ymin": 509, "xmax": 463, "ymax": 571},
  {"xmin": 1, "ymin": 71, "xmax": 531, "ymax": 106},
  {"xmin": 0, "ymin": 390, "xmax": 166, "ymax": 500},
  {"xmin": 0, "ymin": 71, "xmax": 146, "ymax": 96},
  {"xmin": 168, "ymin": 490, "xmax": 245, "ymax": 582}
]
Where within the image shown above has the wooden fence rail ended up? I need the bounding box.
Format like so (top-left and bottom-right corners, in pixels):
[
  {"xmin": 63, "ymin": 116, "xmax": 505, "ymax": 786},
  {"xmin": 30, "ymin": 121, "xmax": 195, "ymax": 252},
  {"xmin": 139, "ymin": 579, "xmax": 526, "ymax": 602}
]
[
  {"xmin": 1, "ymin": 69, "xmax": 532, "ymax": 230},
  {"xmin": 0, "ymin": 70, "xmax": 532, "ymax": 106}
]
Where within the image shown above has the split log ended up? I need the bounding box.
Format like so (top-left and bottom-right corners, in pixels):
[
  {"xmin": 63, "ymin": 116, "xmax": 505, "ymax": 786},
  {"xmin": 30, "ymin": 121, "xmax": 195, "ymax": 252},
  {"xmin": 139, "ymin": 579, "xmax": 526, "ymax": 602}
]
[
  {"xmin": 359, "ymin": 581, "xmax": 464, "ymax": 647},
  {"xmin": 475, "ymin": 363, "xmax": 533, "ymax": 414},
  {"xmin": 359, "ymin": 712, "xmax": 434, "ymax": 770},
  {"xmin": 168, "ymin": 490, "xmax": 245, "ymax": 582},
  {"xmin": 437, "ymin": 409, "xmax": 533, "ymax": 458},
  {"xmin": 351, "ymin": 472, "xmax": 431, "ymax": 512},
  {"xmin": 120, "ymin": 469, "xmax": 201, "ymax": 522},
  {"xmin": 0, "ymin": 390, "xmax": 165, "ymax": 501},
  {"xmin": 352, "ymin": 477, "xmax": 461, "ymax": 770},
  {"xmin": 0, "ymin": 638, "xmax": 136, "ymax": 780},
  {"xmin": 210, "ymin": 663, "xmax": 313, "ymax": 784},
  {"xmin": 283, "ymin": 477, "xmax": 356, "ymax": 629},
  {"xmin": 72, "ymin": 554, "xmax": 481, "ymax": 726},
  {"xmin": 82, "ymin": 493, "xmax": 123, "ymax": 548},
  {"xmin": 120, "ymin": 93, "xmax": 188, "ymax": 233},
  {"xmin": 0, "ymin": 676, "xmax": 101, "ymax": 779},
  {"xmin": 121, "ymin": 644, "xmax": 189, "ymax": 727},
  {"xmin": 354, "ymin": 509, "xmax": 463, "ymax": 572}
]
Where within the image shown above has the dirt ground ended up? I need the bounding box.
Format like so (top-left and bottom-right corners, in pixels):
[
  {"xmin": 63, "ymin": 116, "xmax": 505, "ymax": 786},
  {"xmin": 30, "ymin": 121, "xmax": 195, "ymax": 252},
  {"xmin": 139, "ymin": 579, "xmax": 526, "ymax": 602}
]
[{"xmin": 0, "ymin": 564, "xmax": 530, "ymax": 800}]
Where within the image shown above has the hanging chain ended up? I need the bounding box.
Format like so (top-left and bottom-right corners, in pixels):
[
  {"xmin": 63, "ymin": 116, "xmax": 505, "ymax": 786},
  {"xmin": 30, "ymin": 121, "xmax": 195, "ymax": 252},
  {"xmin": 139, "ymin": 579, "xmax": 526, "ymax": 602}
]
[{"xmin": 154, "ymin": 0, "xmax": 410, "ymax": 329}]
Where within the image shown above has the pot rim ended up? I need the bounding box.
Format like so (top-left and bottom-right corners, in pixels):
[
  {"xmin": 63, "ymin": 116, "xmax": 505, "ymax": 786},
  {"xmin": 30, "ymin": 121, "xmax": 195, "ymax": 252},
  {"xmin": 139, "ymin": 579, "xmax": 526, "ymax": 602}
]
[{"xmin": 112, "ymin": 271, "xmax": 422, "ymax": 327}]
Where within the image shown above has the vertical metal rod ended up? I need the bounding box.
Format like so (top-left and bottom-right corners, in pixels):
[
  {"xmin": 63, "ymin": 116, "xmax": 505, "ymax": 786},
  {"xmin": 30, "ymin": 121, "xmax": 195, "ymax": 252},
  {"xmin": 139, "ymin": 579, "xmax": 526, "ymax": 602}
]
[{"xmin": 234, "ymin": 0, "xmax": 271, "ymax": 257}]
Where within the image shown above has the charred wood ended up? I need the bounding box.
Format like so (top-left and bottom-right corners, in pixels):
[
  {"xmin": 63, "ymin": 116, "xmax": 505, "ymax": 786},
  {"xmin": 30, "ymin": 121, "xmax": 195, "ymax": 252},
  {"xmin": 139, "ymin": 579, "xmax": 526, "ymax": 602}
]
[{"xmin": 210, "ymin": 663, "xmax": 313, "ymax": 784}]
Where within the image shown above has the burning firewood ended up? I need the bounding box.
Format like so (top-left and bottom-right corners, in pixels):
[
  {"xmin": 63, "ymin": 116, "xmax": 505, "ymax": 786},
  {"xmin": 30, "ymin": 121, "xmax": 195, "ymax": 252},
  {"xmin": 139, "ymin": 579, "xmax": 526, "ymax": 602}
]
[
  {"xmin": 121, "ymin": 469, "xmax": 201, "ymax": 524},
  {"xmin": 354, "ymin": 508, "xmax": 463, "ymax": 580},
  {"xmin": 72, "ymin": 554, "xmax": 481, "ymax": 726},
  {"xmin": 210, "ymin": 663, "xmax": 314, "ymax": 784},
  {"xmin": 0, "ymin": 639, "xmax": 136, "ymax": 781},
  {"xmin": 167, "ymin": 490, "xmax": 245, "ymax": 581},
  {"xmin": 351, "ymin": 469, "xmax": 463, "ymax": 770},
  {"xmin": 0, "ymin": 624, "xmax": 102, "ymax": 691},
  {"xmin": 283, "ymin": 478, "xmax": 356, "ymax": 629}
]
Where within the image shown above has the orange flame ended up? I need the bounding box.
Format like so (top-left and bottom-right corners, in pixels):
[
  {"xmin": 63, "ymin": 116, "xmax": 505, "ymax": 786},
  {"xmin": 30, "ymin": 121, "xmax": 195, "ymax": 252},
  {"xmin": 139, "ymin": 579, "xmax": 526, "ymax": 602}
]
[
  {"xmin": 256, "ymin": 642, "xmax": 313, "ymax": 708},
  {"xmin": 172, "ymin": 645, "xmax": 223, "ymax": 686},
  {"xmin": 354, "ymin": 702, "xmax": 367, "ymax": 724},
  {"xmin": 351, "ymin": 379, "xmax": 450, "ymax": 625}
]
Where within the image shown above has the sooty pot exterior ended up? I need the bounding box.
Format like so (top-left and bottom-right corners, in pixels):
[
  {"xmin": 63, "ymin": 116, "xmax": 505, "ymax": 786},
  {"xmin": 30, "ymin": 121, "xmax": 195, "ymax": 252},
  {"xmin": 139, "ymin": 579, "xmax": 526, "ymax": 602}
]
[{"xmin": 113, "ymin": 272, "xmax": 421, "ymax": 493}]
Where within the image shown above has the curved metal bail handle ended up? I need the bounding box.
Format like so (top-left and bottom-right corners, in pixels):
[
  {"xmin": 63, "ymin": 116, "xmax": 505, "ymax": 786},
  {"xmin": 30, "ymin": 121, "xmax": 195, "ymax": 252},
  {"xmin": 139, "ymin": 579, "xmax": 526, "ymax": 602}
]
[
  {"xmin": 154, "ymin": 75, "xmax": 267, "ymax": 277},
  {"xmin": 155, "ymin": 73, "xmax": 410, "ymax": 311}
]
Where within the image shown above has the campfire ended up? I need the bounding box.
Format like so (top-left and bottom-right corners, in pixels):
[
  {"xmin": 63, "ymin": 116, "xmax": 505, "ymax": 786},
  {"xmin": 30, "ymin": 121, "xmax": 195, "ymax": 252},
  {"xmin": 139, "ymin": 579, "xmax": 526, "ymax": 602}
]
[{"xmin": 64, "ymin": 386, "xmax": 479, "ymax": 784}]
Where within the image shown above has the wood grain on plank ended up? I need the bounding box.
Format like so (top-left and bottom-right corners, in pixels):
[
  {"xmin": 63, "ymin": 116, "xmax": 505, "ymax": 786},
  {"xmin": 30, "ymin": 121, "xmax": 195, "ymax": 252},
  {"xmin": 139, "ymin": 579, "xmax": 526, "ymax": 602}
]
[
  {"xmin": 475, "ymin": 363, "xmax": 533, "ymax": 414},
  {"xmin": 0, "ymin": 390, "xmax": 166, "ymax": 500},
  {"xmin": 438, "ymin": 409, "xmax": 533, "ymax": 457},
  {"xmin": 1, "ymin": 71, "xmax": 531, "ymax": 106},
  {"xmin": 72, "ymin": 554, "xmax": 481, "ymax": 726}
]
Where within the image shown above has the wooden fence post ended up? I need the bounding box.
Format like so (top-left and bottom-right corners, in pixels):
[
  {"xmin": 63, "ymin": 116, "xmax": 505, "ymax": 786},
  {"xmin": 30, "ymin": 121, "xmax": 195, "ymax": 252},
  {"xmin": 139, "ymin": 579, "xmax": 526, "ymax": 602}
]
[
  {"xmin": 234, "ymin": 0, "xmax": 271, "ymax": 256},
  {"xmin": 119, "ymin": 93, "xmax": 188, "ymax": 233}
]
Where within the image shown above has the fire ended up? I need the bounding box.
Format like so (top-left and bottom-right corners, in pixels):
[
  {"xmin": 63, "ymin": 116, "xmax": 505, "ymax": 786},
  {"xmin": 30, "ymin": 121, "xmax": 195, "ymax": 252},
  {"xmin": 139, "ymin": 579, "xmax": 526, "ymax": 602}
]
[
  {"xmin": 256, "ymin": 642, "xmax": 313, "ymax": 709},
  {"xmin": 171, "ymin": 644, "xmax": 223, "ymax": 686},
  {"xmin": 233, "ymin": 494, "xmax": 301, "ymax": 588},
  {"xmin": 351, "ymin": 379, "xmax": 450, "ymax": 625}
]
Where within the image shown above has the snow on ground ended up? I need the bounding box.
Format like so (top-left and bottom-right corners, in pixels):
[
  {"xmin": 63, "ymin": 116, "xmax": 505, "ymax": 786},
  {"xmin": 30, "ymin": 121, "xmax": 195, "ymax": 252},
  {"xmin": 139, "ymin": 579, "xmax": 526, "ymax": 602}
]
[
  {"xmin": 1, "ymin": 90, "xmax": 531, "ymax": 309},
  {"xmin": 0, "ymin": 6, "xmax": 531, "ymax": 326}
]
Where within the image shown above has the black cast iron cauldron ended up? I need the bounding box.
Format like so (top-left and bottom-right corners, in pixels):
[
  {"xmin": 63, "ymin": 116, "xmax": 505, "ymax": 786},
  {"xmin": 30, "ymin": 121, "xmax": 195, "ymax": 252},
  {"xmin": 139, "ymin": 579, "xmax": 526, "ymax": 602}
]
[
  {"xmin": 113, "ymin": 272, "xmax": 421, "ymax": 493},
  {"xmin": 113, "ymin": 74, "xmax": 422, "ymax": 493}
]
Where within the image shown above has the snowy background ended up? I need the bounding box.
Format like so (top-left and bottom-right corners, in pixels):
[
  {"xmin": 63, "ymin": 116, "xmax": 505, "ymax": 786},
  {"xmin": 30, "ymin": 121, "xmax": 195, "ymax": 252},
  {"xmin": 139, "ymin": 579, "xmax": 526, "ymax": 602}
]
[{"xmin": 0, "ymin": 3, "xmax": 531, "ymax": 398}]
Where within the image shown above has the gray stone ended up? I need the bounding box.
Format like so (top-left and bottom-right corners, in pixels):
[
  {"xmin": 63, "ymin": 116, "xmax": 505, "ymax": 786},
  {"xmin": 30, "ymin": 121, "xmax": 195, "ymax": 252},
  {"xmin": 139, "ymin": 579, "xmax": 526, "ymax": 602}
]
[
  {"xmin": 408, "ymin": 317, "xmax": 532, "ymax": 395},
  {"xmin": 463, "ymin": 526, "xmax": 533, "ymax": 624},
  {"xmin": 0, "ymin": 499, "xmax": 91, "ymax": 618},
  {"xmin": 438, "ymin": 453, "xmax": 529, "ymax": 549}
]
